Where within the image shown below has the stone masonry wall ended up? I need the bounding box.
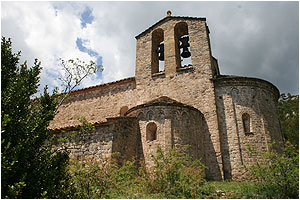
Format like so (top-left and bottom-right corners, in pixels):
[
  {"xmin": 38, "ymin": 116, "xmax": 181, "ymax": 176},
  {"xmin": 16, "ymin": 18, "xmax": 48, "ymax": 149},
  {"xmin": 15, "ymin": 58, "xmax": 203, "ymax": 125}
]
[
  {"xmin": 214, "ymin": 76, "xmax": 283, "ymax": 180},
  {"xmin": 51, "ymin": 117, "xmax": 138, "ymax": 164},
  {"xmin": 49, "ymin": 78, "xmax": 136, "ymax": 129},
  {"xmin": 126, "ymin": 103, "xmax": 204, "ymax": 169},
  {"xmin": 109, "ymin": 117, "xmax": 139, "ymax": 163},
  {"xmin": 52, "ymin": 123, "xmax": 113, "ymax": 161}
]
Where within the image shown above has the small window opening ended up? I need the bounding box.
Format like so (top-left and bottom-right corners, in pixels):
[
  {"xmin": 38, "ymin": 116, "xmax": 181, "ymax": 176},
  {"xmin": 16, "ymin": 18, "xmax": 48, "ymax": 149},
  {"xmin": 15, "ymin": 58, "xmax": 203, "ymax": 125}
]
[
  {"xmin": 242, "ymin": 113, "xmax": 251, "ymax": 134},
  {"xmin": 120, "ymin": 106, "xmax": 128, "ymax": 116},
  {"xmin": 146, "ymin": 122, "xmax": 157, "ymax": 141}
]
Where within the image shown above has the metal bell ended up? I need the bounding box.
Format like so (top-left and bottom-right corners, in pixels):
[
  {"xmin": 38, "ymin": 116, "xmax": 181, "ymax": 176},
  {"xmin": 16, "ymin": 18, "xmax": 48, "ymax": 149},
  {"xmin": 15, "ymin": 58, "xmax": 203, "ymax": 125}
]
[
  {"xmin": 157, "ymin": 43, "xmax": 164, "ymax": 61},
  {"xmin": 179, "ymin": 36, "xmax": 191, "ymax": 58}
]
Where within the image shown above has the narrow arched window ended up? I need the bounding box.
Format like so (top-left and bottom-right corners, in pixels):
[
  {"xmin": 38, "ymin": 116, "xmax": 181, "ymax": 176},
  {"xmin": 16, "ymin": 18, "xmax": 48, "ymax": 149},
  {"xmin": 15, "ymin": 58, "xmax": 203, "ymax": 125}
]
[
  {"xmin": 242, "ymin": 113, "xmax": 251, "ymax": 134},
  {"xmin": 146, "ymin": 122, "xmax": 157, "ymax": 141},
  {"xmin": 120, "ymin": 106, "xmax": 128, "ymax": 116},
  {"xmin": 152, "ymin": 28, "xmax": 164, "ymax": 74},
  {"xmin": 174, "ymin": 22, "xmax": 192, "ymax": 68}
]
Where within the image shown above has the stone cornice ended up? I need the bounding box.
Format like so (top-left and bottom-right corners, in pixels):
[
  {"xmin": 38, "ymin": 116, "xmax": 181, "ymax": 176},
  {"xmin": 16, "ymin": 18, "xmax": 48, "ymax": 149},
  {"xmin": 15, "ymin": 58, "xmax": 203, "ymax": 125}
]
[
  {"xmin": 63, "ymin": 77, "xmax": 135, "ymax": 96},
  {"xmin": 125, "ymin": 96, "xmax": 201, "ymax": 115},
  {"xmin": 135, "ymin": 16, "xmax": 206, "ymax": 39},
  {"xmin": 212, "ymin": 75, "xmax": 280, "ymax": 100}
]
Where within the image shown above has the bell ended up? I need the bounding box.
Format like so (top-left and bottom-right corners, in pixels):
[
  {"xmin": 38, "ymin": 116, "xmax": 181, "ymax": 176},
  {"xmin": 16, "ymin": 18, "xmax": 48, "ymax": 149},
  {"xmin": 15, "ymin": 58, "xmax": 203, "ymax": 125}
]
[
  {"xmin": 179, "ymin": 36, "xmax": 191, "ymax": 58},
  {"xmin": 157, "ymin": 43, "xmax": 164, "ymax": 61}
]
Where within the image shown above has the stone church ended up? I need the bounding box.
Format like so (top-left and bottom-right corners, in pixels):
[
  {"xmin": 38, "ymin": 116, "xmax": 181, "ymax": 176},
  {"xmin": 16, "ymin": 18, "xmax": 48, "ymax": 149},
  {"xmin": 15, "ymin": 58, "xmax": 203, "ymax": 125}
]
[{"xmin": 50, "ymin": 12, "xmax": 284, "ymax": 180}]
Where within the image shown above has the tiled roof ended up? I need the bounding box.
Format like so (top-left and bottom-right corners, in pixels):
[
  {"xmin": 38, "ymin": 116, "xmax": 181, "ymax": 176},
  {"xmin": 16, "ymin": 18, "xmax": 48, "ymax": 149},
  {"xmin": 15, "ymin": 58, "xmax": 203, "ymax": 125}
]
[
  {"xmin": 48, "ymin": 120, "xmax": 108, "ymax": 132},
  {"xmin": 62, "ymin": 77, "xmax": 135, "ymax": 96},
  {"xmin": 49, "ymin": 116, "xmax": 137, "ymax": 131}
]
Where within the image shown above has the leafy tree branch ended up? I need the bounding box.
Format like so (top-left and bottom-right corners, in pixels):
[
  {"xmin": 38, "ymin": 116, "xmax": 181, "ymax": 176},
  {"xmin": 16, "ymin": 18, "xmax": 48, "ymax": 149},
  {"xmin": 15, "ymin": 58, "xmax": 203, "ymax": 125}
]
[{"xmin": 55, "ymin": 58, "xmax": 103, "ymax": 112}]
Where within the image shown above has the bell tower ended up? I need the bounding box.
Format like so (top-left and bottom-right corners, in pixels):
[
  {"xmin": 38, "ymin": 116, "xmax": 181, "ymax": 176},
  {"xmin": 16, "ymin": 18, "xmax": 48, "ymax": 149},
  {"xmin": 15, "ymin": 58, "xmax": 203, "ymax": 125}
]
[
  {"xmin": 135, "ymin": 11, "xmax": 220, "ymax": 86},
  {"xmin": 134, "ymin": 12, "xmax": 223, "ymax": 180}
]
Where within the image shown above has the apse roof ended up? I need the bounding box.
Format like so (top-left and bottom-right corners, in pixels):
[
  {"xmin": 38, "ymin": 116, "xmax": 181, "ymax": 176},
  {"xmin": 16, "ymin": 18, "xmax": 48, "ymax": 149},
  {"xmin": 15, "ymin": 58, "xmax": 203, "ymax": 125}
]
[{"xmin": 125, "ymin": 96, "xmax": 200, "ymax": 115}]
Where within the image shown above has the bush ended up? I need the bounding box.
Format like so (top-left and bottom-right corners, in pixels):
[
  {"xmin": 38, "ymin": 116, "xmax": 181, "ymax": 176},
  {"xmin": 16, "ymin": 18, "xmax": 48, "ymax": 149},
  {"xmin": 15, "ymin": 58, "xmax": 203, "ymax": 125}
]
[
  {"xmin": 139, "ymin": 146, "xmax": 211, "ymax": 198},
  {"xmin": 68, "ymin": 146, "xmax": 211, "ymax": 198},
  {"xmin": 248, "ymin": 142, "xmax": 299, "ymax": 198},
  {"xmin": 69, "ymin": 157, "xmax": 111, "ymax": 198},
  {"xmin": 68, "ymin": 155, "xmax": 138, "ymax": 198}
]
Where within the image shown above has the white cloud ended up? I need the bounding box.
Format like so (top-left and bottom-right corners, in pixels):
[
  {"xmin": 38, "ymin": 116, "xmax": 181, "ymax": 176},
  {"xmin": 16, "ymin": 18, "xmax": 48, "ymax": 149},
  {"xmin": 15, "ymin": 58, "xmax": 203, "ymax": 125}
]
[
  {"xmin": 76, "ymin": 2, "xmax": 136, "ymax": 83},
  {"xmin": 2, "ymin": 1, "xmax": 138, "ymax": 94},
  {"xmin": 2, "ymin": 1, "xmax": 298, "ymax": 95},
  {"xmin": 2, "ymin": 2, "xmax": 98, "ymax": 94}
]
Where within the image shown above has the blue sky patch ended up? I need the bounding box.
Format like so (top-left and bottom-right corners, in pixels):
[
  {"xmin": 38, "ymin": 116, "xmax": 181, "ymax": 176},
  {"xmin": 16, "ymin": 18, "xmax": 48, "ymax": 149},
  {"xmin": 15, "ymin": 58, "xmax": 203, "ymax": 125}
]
[
  {"xmin": 76, "ymin": 37, "xmax": 103, "ymax": 80},
  {"xmin": 80, "ymin": 7, "xmax": 94, "ymax": 28},
  {"xmin": 76, "ymin": 38, "xmax": 98, "ymax": 57}
]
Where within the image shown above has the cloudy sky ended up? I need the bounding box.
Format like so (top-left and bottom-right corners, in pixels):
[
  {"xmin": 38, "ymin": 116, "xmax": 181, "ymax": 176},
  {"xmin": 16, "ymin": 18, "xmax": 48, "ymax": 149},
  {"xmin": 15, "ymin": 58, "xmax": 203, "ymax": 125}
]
[{"xmin": 1, "ymin": 1, "xmax": 299, "ymax": 95}]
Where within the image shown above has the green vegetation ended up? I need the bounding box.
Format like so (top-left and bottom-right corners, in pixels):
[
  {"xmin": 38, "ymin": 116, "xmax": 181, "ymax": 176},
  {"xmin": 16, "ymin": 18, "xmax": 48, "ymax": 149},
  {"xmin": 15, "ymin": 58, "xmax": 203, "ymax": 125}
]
[
  {"xmin": 65, "ymin": 144, "xmax": 298, "ymax": 199},
  {"xmin": 1, "ymin": 37, "xmax": 71, "ymax": 198},
  {"xmin": 1, "ymin": 37, "xmax": 102, "ymax": 198},
  {"xmin": 247, "ymin": 142, "xmax": 298, "ymax": 198},
  {"xmin": 67, "ymin": 146, "xmax": 215, "ymax": 199},
  {"xmin": 278, "ymin": 93, "xmax": 299, "ymax": 148}
]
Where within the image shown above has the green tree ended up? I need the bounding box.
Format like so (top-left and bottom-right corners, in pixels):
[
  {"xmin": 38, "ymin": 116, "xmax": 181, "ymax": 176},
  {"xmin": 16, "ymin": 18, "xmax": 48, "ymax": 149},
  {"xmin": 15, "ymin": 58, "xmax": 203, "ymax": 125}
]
[
  {"xmin": 278, "ymin": 93, "xmax": 299, "ymax": 147},
  {"xmin": 1, "ymin": 37, "xmax": 71, "ymax": 198}
]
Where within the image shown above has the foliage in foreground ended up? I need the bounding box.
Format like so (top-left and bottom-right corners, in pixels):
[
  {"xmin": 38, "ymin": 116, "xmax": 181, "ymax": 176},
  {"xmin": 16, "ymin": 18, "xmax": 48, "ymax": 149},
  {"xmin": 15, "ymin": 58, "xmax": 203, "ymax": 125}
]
[
  {"xmin": 247, "ymin": 142, "xmax": 299, "ymax": 199},
  {"xmin": 140, "ymin": 147, "xmax": 211, "ymax": 198},
  {"xmin": 68, "ymin": 147, "xmax": 214, "ymax": 199},
  {"xmin": 67, "ymin": 142, "xmax": 299, "ymax": 199},
  {"xmin": 1, "ymin": 37, "xmax": 71, "ymax": 198},
  {"xmin": 278, "ymin": 93, "xmax": 299, "ymax": 148}
]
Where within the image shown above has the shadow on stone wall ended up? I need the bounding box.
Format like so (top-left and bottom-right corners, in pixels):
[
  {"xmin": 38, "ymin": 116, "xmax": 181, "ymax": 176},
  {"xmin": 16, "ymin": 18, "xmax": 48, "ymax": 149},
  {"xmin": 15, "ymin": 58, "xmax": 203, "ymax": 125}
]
[
  {"xmin": 202, "ymin": 117, "xmax": 223, "ymax": 180},
  {"xmin": 135, "ymin": 122, "xmax": 145, "ymax": 167},
  {"xmin": 111, "ymin": 117, "xmax": 139, "ymax": 165},
  {"xmin": 216, "ymin": 97, "xmax": 232, "ymax": 180}
]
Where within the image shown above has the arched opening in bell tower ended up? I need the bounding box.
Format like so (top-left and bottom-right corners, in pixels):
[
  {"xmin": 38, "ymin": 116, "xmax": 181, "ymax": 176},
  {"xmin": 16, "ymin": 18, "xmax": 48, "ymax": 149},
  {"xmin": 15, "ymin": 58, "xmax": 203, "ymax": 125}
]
[
  {"xmin": 174, "ymin": 22, "xmax": 192, "ymax": 68},
  {"xmin": 151, "ymin": 28, "xmax": 164, "ymax": 74}
]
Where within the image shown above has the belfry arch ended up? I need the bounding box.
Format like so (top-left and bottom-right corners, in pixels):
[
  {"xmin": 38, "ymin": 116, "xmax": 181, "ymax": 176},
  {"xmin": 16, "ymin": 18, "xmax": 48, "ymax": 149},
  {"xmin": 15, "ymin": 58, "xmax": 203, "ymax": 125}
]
[
  {"xmin": 174, "ymin": 22, "xmax": 192, "ymax": 68},
  {"xmin": 151, "ymin": 28, "xmax": 164, "ymax": 74}
]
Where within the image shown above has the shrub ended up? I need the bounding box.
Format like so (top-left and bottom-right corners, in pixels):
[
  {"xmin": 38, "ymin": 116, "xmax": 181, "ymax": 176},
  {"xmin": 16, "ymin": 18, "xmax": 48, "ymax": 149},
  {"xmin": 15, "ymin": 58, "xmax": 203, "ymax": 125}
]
[
  {"xmin": 68, "ymin": 155, "xmax": 139, "ymax": 198},
  {"xmin": 69, "ymin": 157, "xmax": 111, "ymax": 198},
  {"xmin": 248, "ymin": 142, "xmax": 299, "ymax": 198},
  {"xmin": 67, "ymin": 146, "xmax": 211, "ymax": 198},
  {"xmin": 139, "ymin": 146, "xmax": 210, "ymax": 198}
]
